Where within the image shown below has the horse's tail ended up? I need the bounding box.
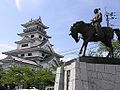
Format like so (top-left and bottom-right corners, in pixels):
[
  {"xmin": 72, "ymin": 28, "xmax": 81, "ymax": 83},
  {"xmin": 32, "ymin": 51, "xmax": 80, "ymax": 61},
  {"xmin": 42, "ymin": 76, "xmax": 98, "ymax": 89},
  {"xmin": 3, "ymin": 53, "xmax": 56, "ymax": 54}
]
[{"xmin": 114, "ymin": 29, "xmax": 120, "ymax": 42}]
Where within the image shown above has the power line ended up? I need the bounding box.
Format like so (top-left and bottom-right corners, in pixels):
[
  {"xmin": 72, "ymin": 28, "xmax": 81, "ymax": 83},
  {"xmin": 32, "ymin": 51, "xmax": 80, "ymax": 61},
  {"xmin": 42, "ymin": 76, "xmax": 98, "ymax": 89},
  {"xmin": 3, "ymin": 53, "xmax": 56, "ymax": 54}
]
[
  {"xmin": 58, "ymin": 47, "xmax": 80, "ymax": 54},
  {"xmin": 60, "ymin": 44, "xmax": 99, "ymax": 56}
]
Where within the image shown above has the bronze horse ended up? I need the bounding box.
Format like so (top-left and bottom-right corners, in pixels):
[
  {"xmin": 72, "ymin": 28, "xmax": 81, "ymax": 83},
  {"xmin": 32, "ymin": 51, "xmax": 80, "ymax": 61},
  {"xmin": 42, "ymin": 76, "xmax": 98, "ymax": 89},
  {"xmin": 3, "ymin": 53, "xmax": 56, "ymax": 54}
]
[{"xmin": 69, "ymin": 21, "xmax": 120, "ymax": 57}]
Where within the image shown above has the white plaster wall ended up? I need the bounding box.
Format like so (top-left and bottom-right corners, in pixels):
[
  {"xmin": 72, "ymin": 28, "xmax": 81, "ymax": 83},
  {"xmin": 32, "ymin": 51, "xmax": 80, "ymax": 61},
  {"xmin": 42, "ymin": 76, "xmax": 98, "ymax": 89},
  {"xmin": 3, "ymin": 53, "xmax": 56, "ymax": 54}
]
[
  {"xmin": 18, "ymin": 51, "xmax": 42, "ymax": 57},
  {"xmin": 17, "ymin": 44, "xmax": 21, "ymax": 49},
  {"xmin": 33, "ymin": 40, "xmax": 42, "ymax": 46}
]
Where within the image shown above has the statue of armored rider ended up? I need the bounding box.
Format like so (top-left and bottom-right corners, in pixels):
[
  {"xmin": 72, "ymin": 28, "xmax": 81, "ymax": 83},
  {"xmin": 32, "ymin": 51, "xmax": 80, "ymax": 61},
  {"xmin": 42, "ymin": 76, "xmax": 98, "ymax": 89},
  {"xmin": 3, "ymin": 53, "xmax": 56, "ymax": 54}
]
[{"xmin": 91, "ymin": 8, "xmax": 102, "ymax": 36}]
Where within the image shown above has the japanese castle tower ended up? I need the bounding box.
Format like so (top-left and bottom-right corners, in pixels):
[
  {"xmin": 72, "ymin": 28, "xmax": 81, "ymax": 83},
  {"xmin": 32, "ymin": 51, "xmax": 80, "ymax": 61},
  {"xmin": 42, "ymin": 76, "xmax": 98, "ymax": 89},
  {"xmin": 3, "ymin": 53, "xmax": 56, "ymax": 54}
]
[{"xmin": 1, "ymin": 17, "xmax": 63, "ymax": 69}]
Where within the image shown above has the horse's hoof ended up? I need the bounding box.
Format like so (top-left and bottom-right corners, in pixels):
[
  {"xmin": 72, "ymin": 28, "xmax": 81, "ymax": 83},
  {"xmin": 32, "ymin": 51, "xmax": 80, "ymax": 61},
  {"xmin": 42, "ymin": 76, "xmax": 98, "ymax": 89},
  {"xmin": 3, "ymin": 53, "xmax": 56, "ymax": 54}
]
[
  {"xmin": 82, "ymin": 55, "xmax": 85, "ymax": 57},
  {"xmin": 79, "ymin": 51, "xmax": 82, "ymax": 54}
]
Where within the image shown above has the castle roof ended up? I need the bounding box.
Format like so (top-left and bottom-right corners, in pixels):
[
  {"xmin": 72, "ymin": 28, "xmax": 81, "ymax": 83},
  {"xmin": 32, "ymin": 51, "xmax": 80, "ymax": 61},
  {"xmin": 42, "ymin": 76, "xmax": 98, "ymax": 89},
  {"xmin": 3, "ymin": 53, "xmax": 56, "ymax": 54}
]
[
  {"xmin": 1, "ymin": 55, "xmax": 39, "ymax": 66},
  {"xmin": 15, "ymin": 36, "xmax": 35, "ymax": 44},
  {"xmin": 2, "ymin": 46, "xmax": 63, "ymax": 58},
  {"xmin": 3, "ymin": 47, "xmax": 51, "ymax": 55},
  {"xmin": 17, "ymin": 30, "xmax": 51, "ymax": 38},
  {"xmin": 21, "ymin": 17, "xmax": 49, "ymax": 29}
]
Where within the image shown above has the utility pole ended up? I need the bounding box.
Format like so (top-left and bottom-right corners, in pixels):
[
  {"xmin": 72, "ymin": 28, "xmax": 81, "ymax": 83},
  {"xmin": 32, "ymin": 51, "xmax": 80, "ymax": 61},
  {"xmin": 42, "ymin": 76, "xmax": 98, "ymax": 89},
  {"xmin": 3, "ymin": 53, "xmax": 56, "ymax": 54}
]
[{"xmin": 105, "ymin": 10, "xmax": 117, "ymax": 27}]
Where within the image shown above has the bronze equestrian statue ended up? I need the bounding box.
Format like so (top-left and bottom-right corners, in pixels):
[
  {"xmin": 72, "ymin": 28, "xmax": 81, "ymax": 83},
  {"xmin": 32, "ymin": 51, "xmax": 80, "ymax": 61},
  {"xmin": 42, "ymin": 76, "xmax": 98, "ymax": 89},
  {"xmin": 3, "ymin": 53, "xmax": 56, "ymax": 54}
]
[{"xmin": 69, "ymin": 21, "xmax": 120, "ymax": 58}]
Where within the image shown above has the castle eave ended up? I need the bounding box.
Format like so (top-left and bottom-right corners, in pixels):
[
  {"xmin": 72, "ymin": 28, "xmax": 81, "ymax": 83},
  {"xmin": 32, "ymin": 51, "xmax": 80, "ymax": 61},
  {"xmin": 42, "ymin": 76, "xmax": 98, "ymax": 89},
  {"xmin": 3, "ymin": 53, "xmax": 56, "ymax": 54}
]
[
  {"xmin": 2, "ymin": 47, "xmax": 52, "ymax": 56},
  {"xmin": 54, "ymin": 53, "xmax": 64, "ymax": 58},
  {"xmin": 21, "ymin": 18, "xmax": 49, "ymax": 29},
  {"xmin": 15, "ymin": 39, "xmax": 35, "ymax": 44},
  {"xmin": 2, "ymin": 55, "xmax": 40, "ymax": 66},
  {"xmin": 17, "ymin": 30, "xmax": 51, "ymax": 38}
]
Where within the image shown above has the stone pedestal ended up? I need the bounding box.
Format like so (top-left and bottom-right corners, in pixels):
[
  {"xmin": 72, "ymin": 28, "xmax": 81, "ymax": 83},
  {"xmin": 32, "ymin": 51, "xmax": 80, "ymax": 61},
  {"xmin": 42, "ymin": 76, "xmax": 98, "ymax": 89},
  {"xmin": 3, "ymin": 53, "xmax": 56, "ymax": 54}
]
[{"xmin": 54, "ymin": 57, "xmax": 120, "ymax": 90}]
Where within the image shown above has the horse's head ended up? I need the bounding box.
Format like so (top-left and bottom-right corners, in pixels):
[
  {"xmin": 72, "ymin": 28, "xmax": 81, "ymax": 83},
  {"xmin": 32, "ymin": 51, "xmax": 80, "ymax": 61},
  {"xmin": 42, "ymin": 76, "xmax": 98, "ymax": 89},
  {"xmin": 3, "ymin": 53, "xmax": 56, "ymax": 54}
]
[
  {"xmin": 69, "ymin": 26, "xmax": 79, "ymax": 43},
  {"xmin": 69, "ymin": 21, "xmax": 85, "ymax": 43}
]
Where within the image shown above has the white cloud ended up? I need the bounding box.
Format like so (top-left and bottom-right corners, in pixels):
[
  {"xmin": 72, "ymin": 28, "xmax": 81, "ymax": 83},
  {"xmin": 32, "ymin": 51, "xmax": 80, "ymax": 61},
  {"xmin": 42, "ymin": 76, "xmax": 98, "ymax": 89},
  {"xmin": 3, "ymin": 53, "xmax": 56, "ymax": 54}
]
[
  {"xmin": 0, "ymin": 43, "xmax": 15, "ymax": 59},
  {"xmin": 0, "ymin": 52, "xmax": 6, "ymax": 59},
  {"xmin": 15, "ymin": 0, "xmax": 21, "ymax": 10},
  {"xmin": 15, "ymin": 0, "xmax": 47, "ymax": 11},
  {"xmin": 0, "ymin": 43, "xmax": 15, "ymax": 50}
]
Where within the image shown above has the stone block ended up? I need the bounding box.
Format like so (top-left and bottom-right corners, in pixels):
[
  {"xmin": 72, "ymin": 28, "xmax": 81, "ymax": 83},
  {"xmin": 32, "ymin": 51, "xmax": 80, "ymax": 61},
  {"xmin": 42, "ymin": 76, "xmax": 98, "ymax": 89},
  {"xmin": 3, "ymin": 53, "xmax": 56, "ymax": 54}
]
[
  {"xmin": 88, "ymin": 71, "xmax": 98, "ymax": 79},
  {"xmin": 95, "ymin": 79, "xmax": 114, "ymax": 89},
  {"xmin": 75, "ymin": 80, "xmax": 83, "ymax": 90},
  {"xmin": 96, "ymin": 64, "xmax": 105, "ymax": 72},
  {"xmin": 116, "ymin": 65, "xmax": 120, "ymax": 72},
  {"xmin": 97, "ymin": 72, "xmax": 116, "ymax": 82},
  {"xmin": 87, "ymin": 63, "xmax": 96, "ymax": 71},
  {"xmin": 114, "ymin": 83, "xmax": 120, "ymax": 90},
  {"xmin": 115, "ymin": 72, "xmax": 120, "ymax": 83},
  {"xmin": 81, "ymin": 80, "xmax": 89, "ymax": 90},
  {"xmin": 79, "ymin": 62, "xmax": 88, "ymax": 81},
  {"xmin": 104, "ymin": 65, "xmax": 116, "ymax": 74}
]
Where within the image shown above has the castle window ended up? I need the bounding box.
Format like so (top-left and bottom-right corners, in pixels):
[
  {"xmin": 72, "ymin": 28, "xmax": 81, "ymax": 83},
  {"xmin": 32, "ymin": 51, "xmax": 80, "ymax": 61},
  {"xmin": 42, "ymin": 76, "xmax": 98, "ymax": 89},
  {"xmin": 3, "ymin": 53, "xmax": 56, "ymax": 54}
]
[
  {"xmin": 21, "ymin": 54, "xmax": 25, "ymax": 57},
  {"xmin": 43, "ymin": 38, "xmax": 46, "ymax": 41},
  {"xmin": 39, "ymin": 35, "xmax": 42, "ymax": 39},
  {"xmin": 42, "ymin": 53, "xmax": 45, "ymax": 57},
  {"xmin": 31, "ymin": 35, "xmax": 34, "ymax": 38},
  {"xmin": 28, "ymin": 53, "xmax": 32, "ymax": 56},
  {"xmin": 22, "ymin": 44, "xmax": 28, "ymax": 47}
]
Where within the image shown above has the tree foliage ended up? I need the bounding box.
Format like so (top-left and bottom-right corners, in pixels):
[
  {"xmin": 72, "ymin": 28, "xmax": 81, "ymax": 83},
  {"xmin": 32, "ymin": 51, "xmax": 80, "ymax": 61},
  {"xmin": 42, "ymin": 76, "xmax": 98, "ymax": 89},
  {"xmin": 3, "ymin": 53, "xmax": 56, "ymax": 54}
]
[
  {"xmin": 0, "ymin": 65, "xmax": 55, "ymax": 89},
  {"xmin": 88, "ymin": 40, "xmax": 120, "ymax": 58},
  {"xmin": 97, "ymin": 40, "xmax": 120, "ymax": 58}
]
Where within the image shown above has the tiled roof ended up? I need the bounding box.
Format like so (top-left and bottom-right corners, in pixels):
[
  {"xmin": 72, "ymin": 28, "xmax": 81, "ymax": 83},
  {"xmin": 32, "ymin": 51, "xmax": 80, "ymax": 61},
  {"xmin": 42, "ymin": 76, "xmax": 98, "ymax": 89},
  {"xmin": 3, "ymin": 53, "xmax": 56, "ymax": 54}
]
[
  {"xmin": 17, "ymin": 30, "xmax": 51, "ymax": 38},
  {"xmin": 15, "ymin": 36, "xmax": 35, "ymax": 44},
  {"xmin": 39, "ymin": 40, "xmax": 48, "ymax": 47},
  {"xmin": 2, "ymin": 46, "xmax": 52, "ymax": 55},
  {"xmin": 21, "ymin": 18, "xmax": 49, "ymax": 29},
  {"xmin": 3, "ymin": 39, "xmax": 63, "ymax": 58},
  {"xmin": 2, "ymin": 55, "xmax": 39, "ymax": 66}
]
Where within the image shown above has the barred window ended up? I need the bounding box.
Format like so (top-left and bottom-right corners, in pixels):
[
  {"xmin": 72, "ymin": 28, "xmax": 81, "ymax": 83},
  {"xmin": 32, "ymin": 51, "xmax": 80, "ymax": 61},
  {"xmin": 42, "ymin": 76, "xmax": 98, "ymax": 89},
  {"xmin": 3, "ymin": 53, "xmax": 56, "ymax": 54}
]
[
  {"xmin": 22, "ymin": 44, "xmax": 28, "ymax": 47},
  {"xmin": 21, "ymin": 54, "xmax": 24, "ymax": 57},
  {"xmin": 31, "ymin": 35, "xmax": 34, "ymax": 38},
  {"xmin": 28, "ymin": 53, "xmax": 32, "ymax": 56}
]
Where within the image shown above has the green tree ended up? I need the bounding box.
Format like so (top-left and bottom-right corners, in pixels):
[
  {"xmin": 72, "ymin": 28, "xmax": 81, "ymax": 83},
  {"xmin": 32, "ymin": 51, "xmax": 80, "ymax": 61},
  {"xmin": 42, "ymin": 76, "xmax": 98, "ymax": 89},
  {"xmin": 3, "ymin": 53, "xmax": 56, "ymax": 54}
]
[
  {"xmin": 33, "ymin": 69, "xmax": 55, "ymax": 88},
  {"xmin": 97, "ymin": 40, "xmax": 120, "ymax": 58},
  {"xmin": 0, "ymin": 65, "xmax": 34, "ymax": 88},
  {"xmin": 87, "ymin": 40, "xmax": 120, "ymax": 58},
  {"xmin": 0, "ymin": 65, "xmax": 55, "ymax": 89}
]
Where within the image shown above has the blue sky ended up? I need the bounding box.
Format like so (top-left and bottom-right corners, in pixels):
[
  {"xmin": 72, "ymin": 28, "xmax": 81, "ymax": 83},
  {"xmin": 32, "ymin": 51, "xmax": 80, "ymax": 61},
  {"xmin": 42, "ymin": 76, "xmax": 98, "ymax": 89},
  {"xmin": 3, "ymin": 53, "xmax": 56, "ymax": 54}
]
[{"xmin": 0, "ymin": 0, "xmax": 120, "ymax": 60}]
